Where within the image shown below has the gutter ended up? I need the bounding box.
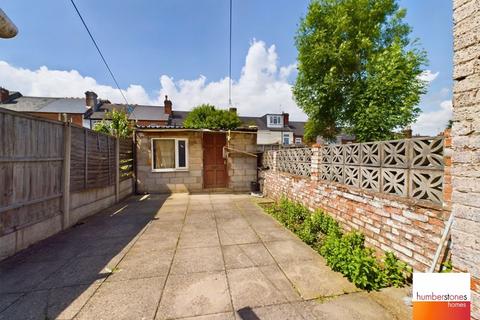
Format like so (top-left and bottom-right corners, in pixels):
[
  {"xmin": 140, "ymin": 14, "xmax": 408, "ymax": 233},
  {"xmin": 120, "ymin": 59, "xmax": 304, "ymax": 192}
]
[
  {"xmin": 136, "ymin": 128, "xmax": 257, "ymax": 133},
  {"xmin": 0, "ymin": 9, "xmax": 18, "ymax": 39}
]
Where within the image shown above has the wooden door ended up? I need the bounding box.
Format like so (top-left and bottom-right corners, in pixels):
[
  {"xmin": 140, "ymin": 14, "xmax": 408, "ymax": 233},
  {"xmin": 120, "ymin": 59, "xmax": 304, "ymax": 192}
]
[{"xmin": 203, "ymin": 133, "xmax": 228, "ymax": 188}]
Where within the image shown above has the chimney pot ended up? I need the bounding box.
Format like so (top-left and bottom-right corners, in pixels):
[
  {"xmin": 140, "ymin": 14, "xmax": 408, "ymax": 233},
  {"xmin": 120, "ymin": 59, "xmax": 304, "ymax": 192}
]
[
  {"xmin": 164, "ymin": 95, "xmax": 172, "ymax": 115},
  {"xmin": 85, "ymin": 91, "xmax": 98, "ymax": 109},
  {"xmin": 0, "ymin": 87, "xmax": 9, "ymax": 103}
]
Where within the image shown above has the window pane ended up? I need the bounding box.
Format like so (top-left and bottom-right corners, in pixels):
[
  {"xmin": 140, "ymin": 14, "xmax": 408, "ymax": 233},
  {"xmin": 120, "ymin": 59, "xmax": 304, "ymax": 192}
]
[
  {"xmin": 178, "ymin": 140, "xmax": 186, "ymax": 168},
  {"xmin": 153, "ymin": 139, "xmax": 175, "ymax": 169}
]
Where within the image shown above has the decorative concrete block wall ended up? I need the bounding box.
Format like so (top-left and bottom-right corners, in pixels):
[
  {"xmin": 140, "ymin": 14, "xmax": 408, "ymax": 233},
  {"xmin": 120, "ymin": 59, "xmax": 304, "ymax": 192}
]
[{"xmin": 452, "ymin": 0, "xmax": 480, "ymax": 318}]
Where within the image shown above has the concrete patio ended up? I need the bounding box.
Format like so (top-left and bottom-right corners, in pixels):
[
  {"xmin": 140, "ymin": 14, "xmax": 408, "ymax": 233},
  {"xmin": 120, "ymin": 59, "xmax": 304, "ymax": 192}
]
[{"xmin": 0, "ymin": 194, "xmax": 410, "ymax": 320}]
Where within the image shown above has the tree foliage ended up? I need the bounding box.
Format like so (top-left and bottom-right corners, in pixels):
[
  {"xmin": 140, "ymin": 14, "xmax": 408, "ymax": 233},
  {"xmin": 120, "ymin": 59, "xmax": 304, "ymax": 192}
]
[
  {"xmin": 92, "ymin": 109, "xmax": 132, "ymax": 138},
  {"xmin": 183, "ymin": 104, "xmax": 241, "ymax": 130},
  {"xmin": 293, "ymin": 0, "xmax": 427, "ymax": 142}
]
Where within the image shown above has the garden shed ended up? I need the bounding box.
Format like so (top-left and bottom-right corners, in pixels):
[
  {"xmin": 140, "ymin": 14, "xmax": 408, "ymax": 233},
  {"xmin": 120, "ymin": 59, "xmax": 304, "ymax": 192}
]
[{"xmin": 135, "ymin": 126, "xmax": 258, "ymax": 193}]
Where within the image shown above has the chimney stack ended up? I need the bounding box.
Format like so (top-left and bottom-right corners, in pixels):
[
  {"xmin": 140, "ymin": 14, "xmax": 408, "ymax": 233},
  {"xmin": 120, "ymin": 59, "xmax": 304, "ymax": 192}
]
[
  {"xmin": 0, "ymin": 87, "xmax": 10, "ymax": 103},
  {"xmin": 85, "ymin": 91, "xmax": 98, "ymax": 109},
  {"xmin": 282, "ymin": 112, "xmax": 289, "ymax": 126},
  {"xmin": 403, "ymin": 126, "xmax": 412, "ymax": 139},
  {"xmin": 164, "ymin": 95, "xmax": 172, "ymax": 115}
]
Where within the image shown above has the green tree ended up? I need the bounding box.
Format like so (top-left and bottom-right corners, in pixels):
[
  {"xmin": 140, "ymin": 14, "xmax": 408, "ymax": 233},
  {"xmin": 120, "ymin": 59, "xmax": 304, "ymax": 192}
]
[
  {"xmin": 93, "ymin": 109, "xmax": 132, "ymax": 138},
  {"xmin": 183, "ymin": 104, "xmax": 241, "ymax": 130},
  {"xmin": 293, "ymin": 0, "xmax": 427, "ymax": 142}
]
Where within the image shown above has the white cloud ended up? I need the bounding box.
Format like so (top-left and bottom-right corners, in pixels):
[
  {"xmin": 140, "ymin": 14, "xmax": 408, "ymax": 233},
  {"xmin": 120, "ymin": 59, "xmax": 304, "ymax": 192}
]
[
  {"xmin": 418, "ymin": 70, "xmax": 440, "ymax": 83},
  {"xmin": 412, "ymin": 99, "xmax": 452, "ymax": 136},
  {"xmin": 0, "ymin": 40, "xmax": 306, "ymax": 120},
  {"xmin": 0, "ymin": 62, "xmax": 152, "ymax": 104}
]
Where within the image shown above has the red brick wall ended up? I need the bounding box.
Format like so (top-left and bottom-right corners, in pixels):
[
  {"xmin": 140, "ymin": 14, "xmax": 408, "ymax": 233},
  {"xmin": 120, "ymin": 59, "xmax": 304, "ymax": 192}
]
[
  {"xmin": 262, "ymin": 170, "xmax": 450, "ymax": 271},
  {"xmin": 261, "ymin": 134, "xmax": 453, "ymax": 272},
  {"xmin": 28, "ymin": 112, "xmax": 83, "ymax": 126}
]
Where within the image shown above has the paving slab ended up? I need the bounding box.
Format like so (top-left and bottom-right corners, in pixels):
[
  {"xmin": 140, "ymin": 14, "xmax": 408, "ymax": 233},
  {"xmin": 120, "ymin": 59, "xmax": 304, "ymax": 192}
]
[
  {"xmin": 0, "ymin": 290, "xmax": 49, "ymax": 320},
  {"xmin": 0, "ymin": 260, "xmax": 66, "ymax": 294},
  {"xmin": 47, "ymin": 283, "xmax": 102, "ymax": 319},
  {"xmin": 254, "ymin": 226, "xmax": 298, "ymax": 242},
  {"xmin": 156, "ymin": 271, "xmax": 232, "ymax": 319},
  {"xmin": 76, "ymin": 277, "xmax": 165, "ymax": 320},
  {"xmin": 218, "ymin": 226, "xmax": 260, "ymax": 245},
  {"xmin": 0, "ymin": 284, "xmax": 101, "ymax": 319},
  {"xmin": 170, "ymin": 246, "xmax": 224, "ymax": 274},
  {"xmin": 236, "ymin": 303, "xmax": 304, "ymax": 320},
  {"xmin": 369, "ymin": 286, "xmax": 412, "ymax": 320},
  {"xmin": 0, "ymin": 194, "xmax": 407, "ymax": 319},
  {"xmin": 0, "ymin": 293, "xmax": 22, "ymax": 313},
  {"xmin": 293, "ymin": 292, "xmax": 395, "ymax": 320},
  {"xmin": 37, "ymin": 255, "xmax": 112, "ymax": 289},
  {"xmin": 264, "ymin": 239, "xmax": 323, "ymax": 263},
  {"xmin": 135, "ymin": 231, "xmax": 180, "ymax": 249},
  {"xmin": 278, "ymin": 261, "xmax": 358, "ymax": 299},
  {"xmin": 107, "ymin": 248, "xmax": 174, "ymax": 281},
  {"xmin": 223, "ymin": 243, "xmax": 276, "ymax": 269},
  {"xmin": 182, "ymin": 312, "xmax": 236, "ymax": 320},
  {"xmin": 178, "ymin": 230, "xmax": 220, "ymax": 248},
  {"xmin": 227, "ymin": 265, "xmax": 301, "ymax": 310}
]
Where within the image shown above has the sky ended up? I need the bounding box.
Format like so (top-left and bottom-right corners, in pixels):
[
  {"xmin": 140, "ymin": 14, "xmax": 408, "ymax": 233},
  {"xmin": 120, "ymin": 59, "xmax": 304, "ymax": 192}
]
[{"xmin": 0, "ymin": 0, "xmax": 453, "ymax": 136}]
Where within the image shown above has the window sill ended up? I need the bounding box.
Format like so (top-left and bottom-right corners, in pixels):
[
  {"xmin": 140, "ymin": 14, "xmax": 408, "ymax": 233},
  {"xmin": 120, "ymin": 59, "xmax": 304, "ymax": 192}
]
[{"xmin": 152, "ymin": 168, "xmax": 189, "ymax": 173}]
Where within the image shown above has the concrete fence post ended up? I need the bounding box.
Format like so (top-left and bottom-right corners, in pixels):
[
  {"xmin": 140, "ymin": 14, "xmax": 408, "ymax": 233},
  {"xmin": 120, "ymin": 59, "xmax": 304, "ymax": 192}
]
[
  {"xmin": 272, "ymin": 150, "xmax": 278, "ymax": 172},
  {"xmin": 115, "ymin": 137, "xmax": 120, "ymax": 202},
  {"xmin": 442, "ymin": 129, "xmax": 452, "ymax": 211},
  {"xmin": 62, "ymin": 122, "xmax": 71, "ymax": 229},
  {"xmin": 311, "ymin": 144, "xmax": 322, "ymax": 182}
]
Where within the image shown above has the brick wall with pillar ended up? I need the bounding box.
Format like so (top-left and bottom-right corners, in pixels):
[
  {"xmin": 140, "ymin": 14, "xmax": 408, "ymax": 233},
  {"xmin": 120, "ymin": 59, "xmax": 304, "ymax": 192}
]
[{"xmin": 452, "ymin": 0, "xmax": 480, "ymax": 318}]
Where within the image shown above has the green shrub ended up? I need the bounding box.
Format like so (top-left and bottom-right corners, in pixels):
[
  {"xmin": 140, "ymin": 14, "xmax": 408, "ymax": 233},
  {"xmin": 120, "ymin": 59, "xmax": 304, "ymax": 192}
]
[
  {"xmin": 382, "ymin": 252, "xmax": 412, "ymax": 287},
  {"xmin": 264, "ymin": 198, "xmax": 411, "ymax": 291}
]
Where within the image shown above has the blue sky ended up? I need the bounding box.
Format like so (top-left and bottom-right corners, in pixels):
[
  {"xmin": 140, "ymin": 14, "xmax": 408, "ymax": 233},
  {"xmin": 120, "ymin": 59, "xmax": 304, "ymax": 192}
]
[{"xmin": 0, "ymin": 0, "xmax": 453, "ymax": 135}]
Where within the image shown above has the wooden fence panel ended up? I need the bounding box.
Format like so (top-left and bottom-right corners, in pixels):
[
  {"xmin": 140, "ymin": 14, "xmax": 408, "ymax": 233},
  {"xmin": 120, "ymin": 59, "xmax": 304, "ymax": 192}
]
[
  {"xmin": 0, "ymin": 109, "xmax": 64, "ymax": 235},
  {"xmin": 119, "ymin": 138, "xmax": 133, "ymax": 181},
  {"xmin": 69, "ymin": 129, "xmax": 133, "ymax": 191},
  {"xmin": 71, "ymin": 129, "xmax": 112, "ymax": 191},
  {"xmin": 70, "ymin": 126, "xmax": 86, "ymax": 192}
]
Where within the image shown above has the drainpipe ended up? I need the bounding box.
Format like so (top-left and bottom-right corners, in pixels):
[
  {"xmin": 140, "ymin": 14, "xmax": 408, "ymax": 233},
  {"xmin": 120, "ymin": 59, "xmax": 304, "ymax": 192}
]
[{"xmin": 0, "ymin": 9, "xmax": 18, "ymax": 39}]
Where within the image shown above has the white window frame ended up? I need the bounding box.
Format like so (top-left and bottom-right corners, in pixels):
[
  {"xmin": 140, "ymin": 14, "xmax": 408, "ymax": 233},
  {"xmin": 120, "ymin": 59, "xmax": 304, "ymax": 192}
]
[
  {"xmin": 267, "ymin": 115, "xmax": 283, "ymax": 128},
  {"xmin": 151, "ymin": 138, "xmax": 189, "ymax": 172},
  {"xmin": 295, "ymin": 137, "xmax": 302, "ymax": 144},
  {"xmin": 283, "ymin": 133, "xmax": 290, "ymax": 145}
]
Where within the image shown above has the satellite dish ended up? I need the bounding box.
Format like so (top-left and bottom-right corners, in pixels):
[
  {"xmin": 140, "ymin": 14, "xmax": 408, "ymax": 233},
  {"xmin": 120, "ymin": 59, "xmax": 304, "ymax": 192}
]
[{"xmin": 0, "ymin": 8, "xmax": 18, "ymax": 39}]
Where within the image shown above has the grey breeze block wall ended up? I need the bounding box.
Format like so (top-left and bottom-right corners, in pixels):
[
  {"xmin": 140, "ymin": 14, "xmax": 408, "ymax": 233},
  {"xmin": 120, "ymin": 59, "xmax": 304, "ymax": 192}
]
[
  {"xmin": 136, "ymin": 131, "xmax": 204, "ymax": 194},
  {"xmin": 452, "ymin": 0, "xmax": 480, "ymax": 318},
  {"xmin": 227, "ymin": 132, "xmax": 258, "ymax": 192},
  {"xmin": 136, "ymin": 130, "xmax": 258, "ymax": 193}
]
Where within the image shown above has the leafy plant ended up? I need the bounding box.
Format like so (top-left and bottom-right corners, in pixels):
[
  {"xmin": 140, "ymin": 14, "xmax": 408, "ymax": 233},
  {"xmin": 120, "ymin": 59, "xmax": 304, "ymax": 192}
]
[
  {"xmin": 293, "ymin": 0, "xmax": 427, "ymax": 142},
  {"xmin": 183, "ymin": 104, "xmax": 241, "ymax": 130},
  {"xmin": 93, "ymin": 109, "xmax": 132, "ymax": 138},
  {"xmin": 264, "ymin": 198, "xmax": 411, "ymax": 290},
  {"xmin": 382, "ymin": 251, "xmax": 412, "ymax": 287}
]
